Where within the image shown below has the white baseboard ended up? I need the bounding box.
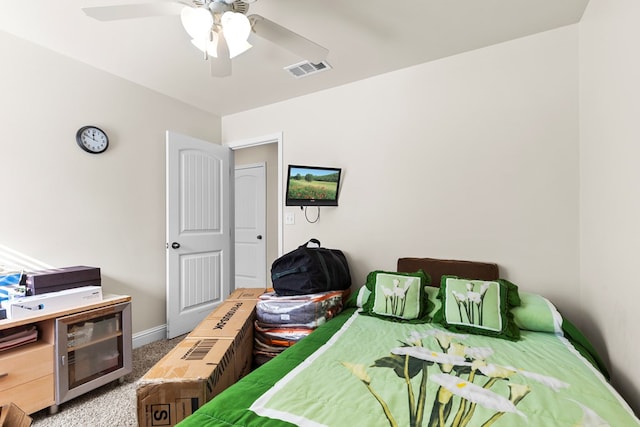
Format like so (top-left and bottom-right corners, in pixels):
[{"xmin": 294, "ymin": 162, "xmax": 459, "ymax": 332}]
[{"xmin": 132, "ymin": 324, "xmax": 166, "ymax": 349}]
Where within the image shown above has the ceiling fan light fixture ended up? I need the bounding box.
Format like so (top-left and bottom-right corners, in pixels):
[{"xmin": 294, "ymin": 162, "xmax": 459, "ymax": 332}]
[
  {"xmin": 227, "ymin": 40, "xmax": 252, "ymax": 59},
  {"xmin": 180, "ymin": 6, "xmax": 213, "ymax": 40},
  {"xmin": 190, "ymin": 37, "xmax": 218, "ymax": 58},
  {"xmin": 221, "ymin": 11, "xmax": 252, "ymax": 58}
]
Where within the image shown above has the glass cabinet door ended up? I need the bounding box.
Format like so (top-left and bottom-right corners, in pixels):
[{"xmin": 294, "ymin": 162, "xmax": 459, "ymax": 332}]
[{"xmin": 55, "ymin": 302, "xmax": 132, "ymax": 404}]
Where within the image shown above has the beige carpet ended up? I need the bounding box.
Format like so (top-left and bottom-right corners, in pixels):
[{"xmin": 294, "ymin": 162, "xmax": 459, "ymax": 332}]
[{"xmin": 30, "ymin": 335, "xmax": 185, "ymax": 427}]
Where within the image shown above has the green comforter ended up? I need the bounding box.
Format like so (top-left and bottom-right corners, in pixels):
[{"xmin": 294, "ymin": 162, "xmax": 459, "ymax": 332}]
[{"xmin": 179, "ymin": 308, "xmax": 638, "ymax": 427}]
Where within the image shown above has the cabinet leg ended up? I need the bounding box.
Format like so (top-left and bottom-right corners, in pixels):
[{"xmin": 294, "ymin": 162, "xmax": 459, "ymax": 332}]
[
  {"xmin": 119, "ymin": 376, "xmax": 125, "ymax": 384},
  {"xmin": 49, "ymin": 404, "xmax": 59, "ymax": 415}
]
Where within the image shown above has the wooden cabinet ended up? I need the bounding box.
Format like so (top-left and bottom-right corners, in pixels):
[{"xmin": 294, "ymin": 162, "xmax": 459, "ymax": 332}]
[
  {"xmin": 55, "ymin": 302, "xmax": 131, "ymax": 406},
  {"xmin": 0, "ymin": 341, "xmax": 54, "ymax": 414},
  {"xmin": 0, "ymin": 294, "xmax": 130, "ymax": 414}
]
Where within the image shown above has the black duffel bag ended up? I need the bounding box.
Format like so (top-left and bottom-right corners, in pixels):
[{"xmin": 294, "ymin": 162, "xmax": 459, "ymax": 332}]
[{"xmin": 271, "ymin": 239, "xmax": 351, "ymax": 296}]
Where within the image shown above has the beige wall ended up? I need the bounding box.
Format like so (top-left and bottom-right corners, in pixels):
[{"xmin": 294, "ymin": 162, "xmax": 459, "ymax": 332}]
[
  {"xmin": 0, "ymin": 31, "xmax": 221, "ymax": 337},
  {"xmin": 579, "ymin": 0, "xmax": 640, "ymax": 413},
  {"xmin": 234, "ymin": 143, "xmax": 279, "ymax": 285},
  {"xmin": 223, "ymin": 25, "xmax": 581, "ymax": 317}
]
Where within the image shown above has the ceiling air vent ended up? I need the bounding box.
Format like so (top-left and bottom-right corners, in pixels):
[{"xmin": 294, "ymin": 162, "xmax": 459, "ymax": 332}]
[{"xmin": 284, "ymin": 60, "xmax": 332, "ymax": 79}]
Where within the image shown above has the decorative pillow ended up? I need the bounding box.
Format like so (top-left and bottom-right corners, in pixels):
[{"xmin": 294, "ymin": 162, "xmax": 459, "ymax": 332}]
[
  {"xmin": 512, "ymin": 292, "xmax": 563, "ymax": 334},
  {"xmin": 362, "ymin": 270, "xmax": 432, "ymax": 322},
  {"xmin": 424, "ymin": 285, "xmax": 441, "ymax": 318},
  {"xmin": 433, "ymin": 275, "xmax": 521, "ymax": 340},
  {"xmin": 344, "ymin": 285, "xmax": 371, "ymax": 309}
]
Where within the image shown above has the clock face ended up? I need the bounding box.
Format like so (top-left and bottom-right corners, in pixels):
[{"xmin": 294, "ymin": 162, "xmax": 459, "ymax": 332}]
[{"xmin": 76, "ymin": 126, "xmax": 109, "ymax": 154}]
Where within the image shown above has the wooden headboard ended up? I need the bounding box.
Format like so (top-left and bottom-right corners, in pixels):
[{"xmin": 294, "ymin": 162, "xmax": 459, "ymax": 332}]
[{"xmin": 396, "ymin": 257, "xmax": 499, "ymax": 287}]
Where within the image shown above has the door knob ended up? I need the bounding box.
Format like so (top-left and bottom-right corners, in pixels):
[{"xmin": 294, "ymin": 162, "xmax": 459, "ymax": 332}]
[
  {"xmin": 171, "ymin": 242, "xmax": 180, "ymax": 249},
  {"xmin": 257, "ymin": 235, "xmax": 263, "ymax": 240}
]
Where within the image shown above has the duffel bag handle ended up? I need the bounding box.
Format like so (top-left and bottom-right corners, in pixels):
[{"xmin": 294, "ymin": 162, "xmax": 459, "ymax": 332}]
[
  {"xmin": 302, "ymin": 238, "xmax": 321, "ymax": 248},
  {"xmin": 272, "ymin": 266, "xmax": 308, "ymax": 280}
]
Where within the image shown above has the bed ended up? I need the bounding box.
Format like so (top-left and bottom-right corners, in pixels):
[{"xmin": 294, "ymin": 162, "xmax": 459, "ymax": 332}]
[{"xmin": 177, "ymin": 257, "xmax": 640, "ymax": 427}]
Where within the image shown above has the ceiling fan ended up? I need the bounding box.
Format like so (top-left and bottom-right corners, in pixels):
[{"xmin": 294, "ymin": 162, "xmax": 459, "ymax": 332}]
[{"xmin": 82, "ymin": 0, "xmax": 329, "ymax": 77}]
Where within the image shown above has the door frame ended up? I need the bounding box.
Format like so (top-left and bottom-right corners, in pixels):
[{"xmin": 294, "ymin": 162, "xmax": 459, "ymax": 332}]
[
  {"xmin": 225, "ymin": 132, "xmax": 283, "ymax": 257},
  {"xmin": 234, "ymin": 162, "xmax": 267, "ymax": 288}
]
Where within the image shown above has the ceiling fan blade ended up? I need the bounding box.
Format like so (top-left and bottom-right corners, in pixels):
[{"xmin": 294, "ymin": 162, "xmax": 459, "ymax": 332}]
[
  {"xmin": 210, "ymin": 31, "xmax": 231, "ymax": 77},
  {"xmin": 248, "ymin": 14, "xmax": 328, "ymax": 64},
  {"xmin": 210, "ymin": 57, "xmax": 232, "ymax": 77},
  {"xmin": 82, "ymin": 2, "xmax": 185, "ymax": 21}
]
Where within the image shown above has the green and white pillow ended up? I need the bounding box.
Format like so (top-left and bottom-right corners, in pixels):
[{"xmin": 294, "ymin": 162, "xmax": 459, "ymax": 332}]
[
  {"xmin": 362, "ymin": 270, "xmax": 432, "ymax": 322},
  {"xmin": 433, "ymin": 276, "xmax": 521, "ymax": 340},
  {"xmin": 512, "ymin": 291, "xmax": 563, "ymax": 334}
]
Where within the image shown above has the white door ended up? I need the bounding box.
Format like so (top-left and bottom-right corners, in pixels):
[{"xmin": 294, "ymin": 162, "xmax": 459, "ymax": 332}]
[
  {"xmin": 234, "ymin": 163, "xmax": 267, "ymax": 288},
  {"xmin": 166, "ymin": 131, "xmax": 234, "ymax": 339}
]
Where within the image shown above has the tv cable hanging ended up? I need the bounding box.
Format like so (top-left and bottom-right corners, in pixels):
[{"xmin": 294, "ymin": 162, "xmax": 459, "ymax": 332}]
[{"xmin": 302, "ymin": 206, "xmax": 320, "ymax": 223}]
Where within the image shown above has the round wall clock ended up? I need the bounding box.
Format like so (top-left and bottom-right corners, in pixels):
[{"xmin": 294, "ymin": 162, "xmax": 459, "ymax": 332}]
[{"xmin": 76, "ymin": 125, "xmax": 109, "ymax": 154}]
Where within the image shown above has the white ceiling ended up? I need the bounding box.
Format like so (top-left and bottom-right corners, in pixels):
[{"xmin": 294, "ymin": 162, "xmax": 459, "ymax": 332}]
[{"xmin": 0, "ymin": 0, "xmax": 589, "ymax": 116}]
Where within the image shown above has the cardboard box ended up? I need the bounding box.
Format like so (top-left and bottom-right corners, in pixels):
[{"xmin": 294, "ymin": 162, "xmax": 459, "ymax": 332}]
[
  {"xmin": 226, "ymin": 287, "xmax": 266, "ymax": 301},
  {"xmin": 23, "ymin": 266, "xmax": 101, "ymax": 295},
  {"xmin": 137, "ymin": 299, "xmax": 256, "ymax": 427},
  {"xmin": 0, "ymin": 286, "xmax": 103, "ymax": 320},
  {"xmin": 0, "ymin": 403, "xmax": 32, "ymax": 427},
  {"xmin": 188, "ymin": 299, "xmax": 257, "ymax": 340}
]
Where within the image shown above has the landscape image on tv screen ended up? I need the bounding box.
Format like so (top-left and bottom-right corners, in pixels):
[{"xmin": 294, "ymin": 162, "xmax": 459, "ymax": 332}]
[{"xmin": 286, "ymin": 165, "xmax": 341, "ymax": 206}]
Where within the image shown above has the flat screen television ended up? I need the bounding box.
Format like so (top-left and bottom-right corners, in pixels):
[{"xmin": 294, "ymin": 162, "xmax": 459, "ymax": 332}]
[{"xmin": 285, "ymin": 165, "xmax": 342, "ymax": 206}]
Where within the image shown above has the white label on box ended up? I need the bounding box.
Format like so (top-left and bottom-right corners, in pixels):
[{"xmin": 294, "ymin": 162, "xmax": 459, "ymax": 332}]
[{"xmin": 280, "ymin": 314, "xmax": 290, "ymax": 320}]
